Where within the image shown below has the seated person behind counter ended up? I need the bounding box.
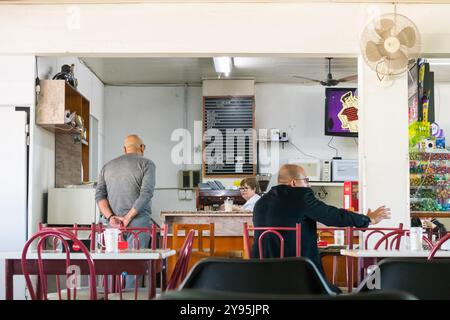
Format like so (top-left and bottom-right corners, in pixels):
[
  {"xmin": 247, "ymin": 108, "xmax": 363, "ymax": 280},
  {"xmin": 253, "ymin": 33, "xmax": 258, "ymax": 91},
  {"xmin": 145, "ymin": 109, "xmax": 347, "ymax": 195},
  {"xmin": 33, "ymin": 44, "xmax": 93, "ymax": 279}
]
[{"xmin": 220, "ymin": 178, "xmax": 261, "ymax": 212}]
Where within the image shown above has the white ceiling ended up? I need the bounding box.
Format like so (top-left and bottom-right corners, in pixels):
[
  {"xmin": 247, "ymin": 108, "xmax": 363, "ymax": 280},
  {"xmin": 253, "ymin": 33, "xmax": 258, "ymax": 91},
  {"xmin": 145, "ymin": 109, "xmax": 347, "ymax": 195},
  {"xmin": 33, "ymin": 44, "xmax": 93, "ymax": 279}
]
[
  {"xmin": 80, "ymin": 57, "xmax": 358, "ymax": 85},
  {"xmin": 80, "ymin": 57, "xmax": 450, "ymax": 85}
]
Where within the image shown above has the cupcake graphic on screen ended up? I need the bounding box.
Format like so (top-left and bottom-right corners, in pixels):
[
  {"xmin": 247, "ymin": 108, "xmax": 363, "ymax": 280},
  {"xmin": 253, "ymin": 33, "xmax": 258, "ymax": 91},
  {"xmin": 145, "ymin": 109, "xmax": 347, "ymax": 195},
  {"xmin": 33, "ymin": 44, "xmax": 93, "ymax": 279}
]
[{"xmin": 337, "ymin": 91, "xmax": 358, "ymax": 133}]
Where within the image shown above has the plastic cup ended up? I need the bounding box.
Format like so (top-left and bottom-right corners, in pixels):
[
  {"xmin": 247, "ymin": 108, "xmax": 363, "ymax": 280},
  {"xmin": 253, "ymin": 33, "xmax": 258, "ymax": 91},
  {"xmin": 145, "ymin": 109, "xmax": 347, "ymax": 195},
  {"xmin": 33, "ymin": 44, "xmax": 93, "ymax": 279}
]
[
  {"xmin": 98, "ymin": 228, "xmax": 119, "ymax": 252},
  {"xmin": 410, "ymin": 227, "xmax": 423, "ymax": 251}
]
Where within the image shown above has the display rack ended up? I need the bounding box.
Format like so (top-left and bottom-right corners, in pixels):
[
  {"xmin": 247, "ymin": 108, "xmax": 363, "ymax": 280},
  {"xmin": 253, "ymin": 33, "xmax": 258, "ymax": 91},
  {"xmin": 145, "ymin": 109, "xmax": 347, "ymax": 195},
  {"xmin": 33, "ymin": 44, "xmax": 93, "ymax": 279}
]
[{"xmin": 410, "ymin": 149, "xmax": 450, "ymax": 213}]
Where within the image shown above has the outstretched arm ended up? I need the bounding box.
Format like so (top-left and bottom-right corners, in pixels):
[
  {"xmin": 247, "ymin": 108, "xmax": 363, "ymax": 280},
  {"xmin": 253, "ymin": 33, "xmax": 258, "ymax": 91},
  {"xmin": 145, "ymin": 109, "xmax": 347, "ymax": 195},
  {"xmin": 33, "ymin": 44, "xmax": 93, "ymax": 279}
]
[{"xmin": 302, "ymin": 189, "xmax": 390, "ymax": 227}]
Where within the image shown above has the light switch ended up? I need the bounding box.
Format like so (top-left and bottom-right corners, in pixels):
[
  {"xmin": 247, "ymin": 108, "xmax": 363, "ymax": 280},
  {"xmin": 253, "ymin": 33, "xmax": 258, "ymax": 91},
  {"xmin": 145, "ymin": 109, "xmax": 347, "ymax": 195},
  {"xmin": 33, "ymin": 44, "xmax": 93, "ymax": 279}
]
[
  {"xmin": 185, "ymin": 190, "xmax": 193, "ymax": 200},
  {"xmin": 178, "ymin": 189, "xmax": 186, "ymax": 200}
]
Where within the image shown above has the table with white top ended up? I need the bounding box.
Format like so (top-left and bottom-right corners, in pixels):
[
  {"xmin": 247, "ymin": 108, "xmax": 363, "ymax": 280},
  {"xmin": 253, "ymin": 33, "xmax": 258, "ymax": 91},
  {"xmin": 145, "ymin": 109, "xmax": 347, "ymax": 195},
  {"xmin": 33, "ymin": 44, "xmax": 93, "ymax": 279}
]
[
  {"xmin": 1, "ymin": 249, "xmax": 176, "ymax": 300},
  {"xmin": 340, "ymin": 249, "xmax": 450, "ymax": 258},
  {"xmin": 340, "ymin": 249, "xmax": 450, "ymax": 292}
]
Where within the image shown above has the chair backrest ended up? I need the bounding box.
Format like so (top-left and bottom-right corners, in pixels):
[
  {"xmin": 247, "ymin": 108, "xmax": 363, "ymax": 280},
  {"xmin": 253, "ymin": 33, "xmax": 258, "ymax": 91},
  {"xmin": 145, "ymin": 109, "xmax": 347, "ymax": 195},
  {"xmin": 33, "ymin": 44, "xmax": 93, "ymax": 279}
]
[
  {"xmin": 357, "ymin": 258, "xmax": 450, "ymax": 299},
  {"xmin": 345, "ymin": 224, "xmax": 404, "ymax": 250},
  {"xmin": 243, "ymin": 222, "xmax": 301, "ymax": 259},
  {"xmin": 180, "ymin": 257, "xmax": 333, "ymax": 295},
  {"xmin": 173, "ymin": 223, "xmax": 214, "ymax": 255},
  {"xmin": 95, "ymin": 223, "xmax": 168, "ymax": 299},
  {"xmin": 38, "ymin": 223, "xmax": 97, "ymax": 251},
  {"xmin": 21, "ymin": 229, "xmax": 97, "ymax": 300},
  {"xmin": 373, "ymin": 229, "xmax": 434, "ymax": 250},
  {"xmin": 167, "ymin": 229, "xmax": 195, "ymax": 290},
  {"xmin": 96, "ymin": 223, "xmax": 168, "ymax": 250},
  {"xmin": 428, "ymin": 232, "xmax": 450, "ymax": 260},
  {"xmin": 316, "ymin": 227, "xmax": 346, "ymax": 245}
]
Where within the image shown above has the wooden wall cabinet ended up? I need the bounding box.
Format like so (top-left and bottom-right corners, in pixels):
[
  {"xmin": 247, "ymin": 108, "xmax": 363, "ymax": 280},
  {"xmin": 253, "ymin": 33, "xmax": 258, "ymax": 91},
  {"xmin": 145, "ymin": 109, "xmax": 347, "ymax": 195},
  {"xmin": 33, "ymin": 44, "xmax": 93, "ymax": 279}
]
[{"xmin": 36, "ymin": 80, "xmax": 90, "ymax": 184}]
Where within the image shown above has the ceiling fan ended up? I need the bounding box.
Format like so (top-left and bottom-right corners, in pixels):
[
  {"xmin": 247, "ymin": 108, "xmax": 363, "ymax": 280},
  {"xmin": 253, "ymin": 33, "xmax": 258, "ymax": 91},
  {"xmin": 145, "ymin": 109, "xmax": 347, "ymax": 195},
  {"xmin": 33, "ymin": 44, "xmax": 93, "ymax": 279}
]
[{"xmin": 292, "ymin": 57, "xmax": 357, "ymax": 86}]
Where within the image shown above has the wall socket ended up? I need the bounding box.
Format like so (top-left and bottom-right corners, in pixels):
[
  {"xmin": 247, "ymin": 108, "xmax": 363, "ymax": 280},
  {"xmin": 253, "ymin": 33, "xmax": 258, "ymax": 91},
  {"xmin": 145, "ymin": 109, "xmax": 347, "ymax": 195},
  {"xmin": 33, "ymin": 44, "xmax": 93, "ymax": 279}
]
[
  {"xmin": 178, "ymin": 189, "xmax": 193, "ymax": 201},
  {"xmin": 178, "ymin": 189, "xmax": 186, "ymax": 200}
]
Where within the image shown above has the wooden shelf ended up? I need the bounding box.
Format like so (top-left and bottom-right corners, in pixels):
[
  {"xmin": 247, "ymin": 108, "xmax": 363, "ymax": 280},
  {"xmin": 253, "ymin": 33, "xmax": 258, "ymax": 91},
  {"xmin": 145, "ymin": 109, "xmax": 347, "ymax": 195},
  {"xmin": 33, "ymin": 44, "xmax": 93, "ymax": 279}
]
[
  {"xmin": 40, "ymin": 123, "xmax": 83, "ymax": 135},
  {"xmin": 36, "ymin": 80, "xmax": 90, "ymax": 184},
  {"xmin": 36, "ymin": 80, "xmax": 88, "ymax": 130},
  {"xmin": 410, "ymin": 186, "xmax": 437, "ymax": 189},
  {"xmin": 411, "ymin": 211, "xmax": 450, "ymax": 218}
]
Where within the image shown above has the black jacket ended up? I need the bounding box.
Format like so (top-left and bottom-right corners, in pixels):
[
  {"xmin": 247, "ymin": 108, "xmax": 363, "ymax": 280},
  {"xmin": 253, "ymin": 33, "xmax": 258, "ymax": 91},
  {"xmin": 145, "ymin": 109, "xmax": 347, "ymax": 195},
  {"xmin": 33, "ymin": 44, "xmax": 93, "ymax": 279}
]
[{"xmin": 252, "ymin": 185, "xmax": 371, "ymax": 274}]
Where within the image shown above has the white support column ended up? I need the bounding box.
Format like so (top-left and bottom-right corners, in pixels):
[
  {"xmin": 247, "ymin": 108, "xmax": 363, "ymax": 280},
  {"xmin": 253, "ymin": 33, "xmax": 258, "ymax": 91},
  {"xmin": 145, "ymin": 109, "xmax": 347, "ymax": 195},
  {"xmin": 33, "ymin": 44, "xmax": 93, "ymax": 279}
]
[{"xmin": 358, "ymin": 56, "xmax": 410, "ymax": 229}]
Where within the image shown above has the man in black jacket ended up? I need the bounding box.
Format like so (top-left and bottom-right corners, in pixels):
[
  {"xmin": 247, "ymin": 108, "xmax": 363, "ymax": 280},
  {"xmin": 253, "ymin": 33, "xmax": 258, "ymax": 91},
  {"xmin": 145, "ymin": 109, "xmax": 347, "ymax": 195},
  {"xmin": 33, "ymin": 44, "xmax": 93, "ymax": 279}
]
[{"xmin": 252, "ymin": 164, "xmax": 391, "ymax": 279}]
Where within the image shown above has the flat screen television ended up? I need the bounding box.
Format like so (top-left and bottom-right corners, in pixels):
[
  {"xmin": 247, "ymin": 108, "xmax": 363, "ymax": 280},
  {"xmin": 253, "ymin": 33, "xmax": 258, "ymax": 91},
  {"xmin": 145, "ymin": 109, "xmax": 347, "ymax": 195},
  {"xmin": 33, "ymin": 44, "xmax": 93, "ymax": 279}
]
[{"xmin": 325, "ymin": 87, "xmax": 358, "ymax": 137}]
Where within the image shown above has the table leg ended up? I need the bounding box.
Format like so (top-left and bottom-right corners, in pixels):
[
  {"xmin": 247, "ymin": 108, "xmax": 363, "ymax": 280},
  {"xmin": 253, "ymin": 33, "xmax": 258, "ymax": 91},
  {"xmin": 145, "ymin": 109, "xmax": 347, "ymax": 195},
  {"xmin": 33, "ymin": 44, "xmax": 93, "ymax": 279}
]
[
  {"xmin": 357, "ymin": 257, "xmax": 362, "ymax": 286},
  {"xmin": 332, "ymin": 256, "xmax": 337, "ymax": 285},
  {"xmin": 346, "ymin": 256, "xmax": 353, "ymax": 293},
  {"xmin": 161, "ymin": 260, "xmax": 167, "ymax": 292},
  {"xmin": 36, "ymin": 275, "xmax": 42, "ymax": 300},
  {"xmin": 103, "ymin": 275, "xmax": 109, "ymax": 300},
  {"xmin": 5, "ymin": 259, "xmax": 13, "ymax": 300},
  {"xmin": 111, "ymin": 275, "xmax": 116, "ymax": 293},
  {"xmin": 149, "ymin": 260, "xmax": 156, "ymax": 299}
]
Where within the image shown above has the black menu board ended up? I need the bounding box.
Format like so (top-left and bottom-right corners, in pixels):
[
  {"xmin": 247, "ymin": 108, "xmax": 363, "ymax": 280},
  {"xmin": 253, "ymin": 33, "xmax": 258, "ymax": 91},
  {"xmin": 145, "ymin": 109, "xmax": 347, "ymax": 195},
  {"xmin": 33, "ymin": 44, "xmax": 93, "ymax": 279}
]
[{"xmin": 203, "ymin": 96, "xmax": 255, "ymax": 177}]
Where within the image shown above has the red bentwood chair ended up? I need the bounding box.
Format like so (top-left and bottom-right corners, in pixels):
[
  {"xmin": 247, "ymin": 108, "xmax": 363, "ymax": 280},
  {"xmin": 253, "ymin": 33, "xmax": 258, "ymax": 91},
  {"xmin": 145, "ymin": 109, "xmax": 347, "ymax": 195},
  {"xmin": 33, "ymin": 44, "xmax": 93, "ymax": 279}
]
[
  {"xmin": 37, "ymin": 223, "xmax": 106, "ymax": 299},
  {"xmin": 428, "ymin": 232, "xmax": 450, "ymax": 260},
  {"xmin": 342, "ymin": 224, "xmax": 405, "ymax": 292},
  {"xmin": 38, "ymin": 223, "xmax": 97, "ymax": 251},
  {"xmin": 243, "ymin": 222, "xmax": 301, "ymax": 259},
  {"xmin": 166, "ymin": 229, "xmax": 196, "ymax": 290},
  {"xmin": 373, "ymin": 229, "xmax": 434, "ymax": 250},
  {"xmin": 99, "ymin": 223, "xmax": 168, "ymax": 300},
  {"xmin": 21, "ymin": 229, "xmax": 98, "ymax": 300},
  {"xmin": 107, "ymin": 226, "xmax": 195, "ymax": 300}
]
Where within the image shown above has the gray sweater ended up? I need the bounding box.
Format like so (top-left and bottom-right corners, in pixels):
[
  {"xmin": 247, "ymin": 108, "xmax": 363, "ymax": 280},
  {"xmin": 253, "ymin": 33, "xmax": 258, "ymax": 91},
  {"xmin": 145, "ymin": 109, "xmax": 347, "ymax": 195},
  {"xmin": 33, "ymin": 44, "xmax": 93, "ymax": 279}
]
[{"xmin": 95, "ymin": 153, "xmax": 156, "ymax": 226}]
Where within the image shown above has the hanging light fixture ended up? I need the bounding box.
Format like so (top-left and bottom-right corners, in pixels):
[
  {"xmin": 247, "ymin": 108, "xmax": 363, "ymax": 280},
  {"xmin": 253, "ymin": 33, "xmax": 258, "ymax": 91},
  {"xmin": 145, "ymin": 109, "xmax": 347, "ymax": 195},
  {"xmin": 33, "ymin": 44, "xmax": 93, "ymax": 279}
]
[{"xmin": 213, "ymin": 57, "xmax": 232, "ymax": 77}]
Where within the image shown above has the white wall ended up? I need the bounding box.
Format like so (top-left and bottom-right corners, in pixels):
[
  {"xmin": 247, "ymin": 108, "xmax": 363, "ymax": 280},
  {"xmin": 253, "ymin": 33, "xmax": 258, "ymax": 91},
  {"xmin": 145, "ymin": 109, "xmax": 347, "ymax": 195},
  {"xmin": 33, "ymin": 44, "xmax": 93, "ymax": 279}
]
[
  {"xmin": 256, "ymin": 84, "xmax": 358, "ymax": 169},
  {"xmin": 2, "ymin": 3, "xmax": 450, "ymax": 56},
  {"xmin": 104, "ymin": 86, "xmax": 202, "ymax": 225},
  {"xmin": 257, "ymin": 84, "xmax": 358, "ymax": 208},
  {"xmin": 104, "ymin": 84, "xmax": 358, "ymax": 223},
  {"xmin": 434, "ymin": 83, "xmax": 450, "ymax": 137},
  {"xmin": 430, "ymin": 82, "xmax": 450, "ymax": 229},
  {"xmin": 358, "ymin": 57, "xmax": 410, "ymax": 229}
]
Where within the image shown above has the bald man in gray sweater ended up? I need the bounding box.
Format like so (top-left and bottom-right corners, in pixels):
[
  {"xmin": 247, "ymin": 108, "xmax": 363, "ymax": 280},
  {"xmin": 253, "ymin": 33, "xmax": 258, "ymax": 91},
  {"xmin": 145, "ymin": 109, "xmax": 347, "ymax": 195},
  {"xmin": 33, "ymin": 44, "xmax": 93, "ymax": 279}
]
[{"xmin": 95, "ymin": 134, "xmax": 156, "ymax": 288}]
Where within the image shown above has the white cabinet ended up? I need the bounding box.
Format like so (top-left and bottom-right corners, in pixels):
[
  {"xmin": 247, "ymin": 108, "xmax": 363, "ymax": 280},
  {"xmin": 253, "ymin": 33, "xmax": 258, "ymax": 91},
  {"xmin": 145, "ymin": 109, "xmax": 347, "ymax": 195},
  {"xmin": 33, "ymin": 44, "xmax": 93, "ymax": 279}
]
[{"xmin": 48, "ymin": 187, "xmax": 98, "ymax": 224}]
